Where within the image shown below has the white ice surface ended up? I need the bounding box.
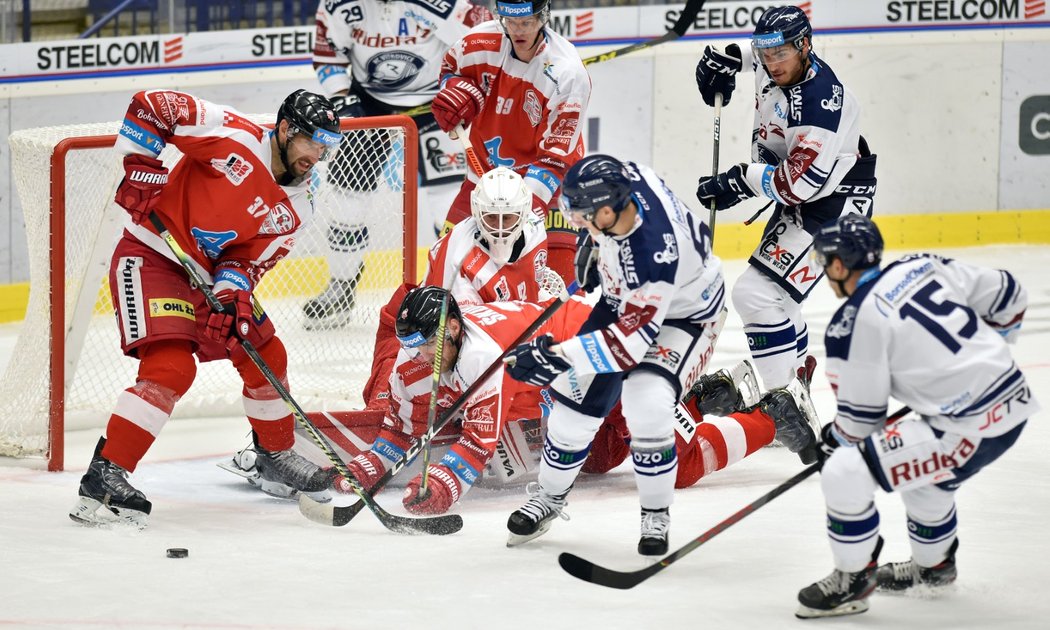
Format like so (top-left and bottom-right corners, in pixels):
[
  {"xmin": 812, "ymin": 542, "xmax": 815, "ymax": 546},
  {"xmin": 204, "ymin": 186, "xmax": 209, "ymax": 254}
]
[{"xmin": 1, "ymin": 246, "xmax": 1048, "ymax": 629}]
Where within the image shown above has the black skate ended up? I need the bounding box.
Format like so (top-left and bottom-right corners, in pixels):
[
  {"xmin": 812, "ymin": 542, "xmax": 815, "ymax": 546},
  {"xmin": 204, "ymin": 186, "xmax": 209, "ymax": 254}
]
[
  {"xmin": 638, "ymin": 507, "xmax": 670, "ymax": 556},
  {"xmin": 686, "ymin": 360, "xmax": 760, "ymax": 416},
  {"xmin": 69, "ymin": 437, "xmax": 152, "ymax": 529},
  {"xmin": 758, "ymin": 371, "xmax": 821, "ymax": 464},
  {"xmin": 506, "ymin": 482, "xmax": 569, "ymax": 547},
  {"xmin": 797, "ymin": 537, "xmax": 883, "ymax": 619},
  {"xmin": 877, "ymin": 538, "xmax": 959, "ymax": 591},
  {"xmin": 254, "ymin": 438, "xmax": 334, "ymax": 502},
  {"xmin": 302, "ymin": 267, "xmax": 363, "ymax": 331}
]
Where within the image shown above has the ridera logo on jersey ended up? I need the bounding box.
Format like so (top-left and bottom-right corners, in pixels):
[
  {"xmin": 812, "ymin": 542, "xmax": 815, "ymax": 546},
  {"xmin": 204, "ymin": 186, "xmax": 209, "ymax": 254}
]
[
  {"xmin": 210, "ymin": 153, "xmax": 254, "ymax": 185},
  {"xmin": 366, "ymin": 51, "xmax": 426, "ymax": 91}
]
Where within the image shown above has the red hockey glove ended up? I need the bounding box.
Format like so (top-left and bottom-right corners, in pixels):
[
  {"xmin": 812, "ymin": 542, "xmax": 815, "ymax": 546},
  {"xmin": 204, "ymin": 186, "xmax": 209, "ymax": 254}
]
[
  {"xmin": 115, "ymin": 154, "xmax": 168, "ymax": 224},
  {"xmin": 403, "ymin": 465, "xmax": 460, "ymax": 515},
  {"xmin": 204, "ymin": 289, "xmax": 254, "ymax": 350},
  {"xmin": 432, "ymin": 77, "xmax": 485, "ymax": 133},
  {"xmin": 336, "ymin": 451, "xmax": 387, "ymax": 493}
]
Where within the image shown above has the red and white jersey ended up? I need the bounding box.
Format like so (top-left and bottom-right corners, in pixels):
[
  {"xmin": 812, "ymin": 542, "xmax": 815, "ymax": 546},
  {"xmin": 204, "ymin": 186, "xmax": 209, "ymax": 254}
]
[
  {"xmin": 114, "ymin": 90, "xmax": 312, "ymax": 292},
  {"xmin": 423, "ymin": 213, "xmax": 549, "ymax": 306},
  {"xmin": 441, "ymin": 21, "xmax": 591, "ymax": 205},
  {"xmin": 313, "ymin": 0, "xmax": 492, "ymax": 107}
]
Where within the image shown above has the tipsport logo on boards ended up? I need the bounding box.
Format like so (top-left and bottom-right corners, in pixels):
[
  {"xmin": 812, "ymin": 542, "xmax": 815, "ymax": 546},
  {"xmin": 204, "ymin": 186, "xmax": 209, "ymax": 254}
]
[{"xmin": 1019, "ymin": 95, "xmax": 1050, "ymax": 155}]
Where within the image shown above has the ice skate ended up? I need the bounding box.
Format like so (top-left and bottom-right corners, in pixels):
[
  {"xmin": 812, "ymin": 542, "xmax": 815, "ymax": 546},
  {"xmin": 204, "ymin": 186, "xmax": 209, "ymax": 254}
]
[
  {"xmin": 758, "ymin": 371, "xmax": 821, "ymax": 464},
  {"xmin": 302, "ymin": 270, "xmax": 362, "ymax": 331},
  {"xmin": 69, "ymin": 437, "xmax": 151, "ymax": 529},
  {"xmin": 686, "ymin": 360, "xmax": 760, "ymax": 416},
  {"xmin": 638, "ymin": 507, "xmax": 670, "ymax": 556},
  {"xmin": 797, "ymin": 538, "xmax": 883, "ymax": 619},
  {"xmin": 877, "ymin": 539, "xmax": 958, "ymax": 591},
  {"xmin": 507, "ymin": 482, "xmax": 569, "ymax": 547},
  {"xmin": 253, "ymin": 438, "xmax": 334, "ymax": 502}
]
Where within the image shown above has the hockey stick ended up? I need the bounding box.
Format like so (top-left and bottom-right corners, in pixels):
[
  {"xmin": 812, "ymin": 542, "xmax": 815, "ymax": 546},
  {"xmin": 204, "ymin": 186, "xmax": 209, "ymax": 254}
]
[
  {"xmin": 148, "ymin": 213, "xmax": 462, "ymax": 536},
  {"xmin": 397, "ymin": 0, "xmax": 707, "ymax": 118},
  {"xmin": 708, "ymin": 92, "xmax": 722, "ymax": 240},
  {"xmin": 559, "ymin": 405, "xmax": 913, "ymax": 589},
  {"xmin": 299, "ymin": 280, "xmax": 580, "ymax": 526},
  {"xmin": 453, "ymin": 122, "xmax": 487, "ymax": 177}
]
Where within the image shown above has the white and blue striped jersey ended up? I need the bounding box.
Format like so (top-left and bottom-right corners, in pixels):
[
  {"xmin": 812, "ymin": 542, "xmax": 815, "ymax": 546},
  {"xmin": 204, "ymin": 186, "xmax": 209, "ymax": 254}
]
[
  {"xmin": 559, "ymin": 162, "xmax": 725, "ymax": 377},
  {"xmin": 825, "ymin": 254, "xmax": 1037, "ymax": 441}
]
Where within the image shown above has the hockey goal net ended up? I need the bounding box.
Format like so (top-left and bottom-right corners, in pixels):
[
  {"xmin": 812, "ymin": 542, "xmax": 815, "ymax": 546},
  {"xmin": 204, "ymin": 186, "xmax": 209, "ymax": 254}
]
[{"xmin": 0, "ymin": 115, "xmax": 418, "ymax": 471}]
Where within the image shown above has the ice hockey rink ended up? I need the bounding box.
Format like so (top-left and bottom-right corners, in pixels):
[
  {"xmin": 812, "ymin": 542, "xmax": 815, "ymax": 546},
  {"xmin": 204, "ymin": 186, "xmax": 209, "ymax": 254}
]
[{"xmin": 0, "ymin": 246, "xmax": 1047, "ymax": 629}]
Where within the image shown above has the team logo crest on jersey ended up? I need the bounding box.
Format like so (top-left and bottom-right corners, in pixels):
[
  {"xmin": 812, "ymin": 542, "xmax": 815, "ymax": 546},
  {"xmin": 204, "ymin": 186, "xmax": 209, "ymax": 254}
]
[
  {"xmin": 826, "ymin": 305, "xmax": 857, "ymax": 339},
  {"xmin": 523, "ymin": 90, "xmax": 542, "ymax": 127},
  {"xmin": 259, "ymin": 202, "xmax": 296, "ymax": 235},
  {"xmin": 366, "ymin": 51, "xmax": 426, "ymax": 91},
  {"xmin": 210, "ymin": 153, "xmax": 253, "ymax": 185},
  {"xmin": 152, "ymin": 91, "xmax": 191, "ymax": 124}
]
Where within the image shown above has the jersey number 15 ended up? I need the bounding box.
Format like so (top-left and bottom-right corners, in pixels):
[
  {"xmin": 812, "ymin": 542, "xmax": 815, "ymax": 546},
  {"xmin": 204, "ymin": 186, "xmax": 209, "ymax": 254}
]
[{"xmin": 899, "ymin": 279, "xmax": 977, "ymax": 354}]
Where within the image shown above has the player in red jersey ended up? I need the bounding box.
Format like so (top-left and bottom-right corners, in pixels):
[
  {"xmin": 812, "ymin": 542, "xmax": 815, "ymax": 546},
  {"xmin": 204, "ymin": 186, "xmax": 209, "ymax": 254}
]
[
  {"xmin": 69, "ymin": 89, "xmax": 342, "ymax": 528},
  {"xmin": 431, "ymin": 0, "xmax": 591, "ymax": 284}
]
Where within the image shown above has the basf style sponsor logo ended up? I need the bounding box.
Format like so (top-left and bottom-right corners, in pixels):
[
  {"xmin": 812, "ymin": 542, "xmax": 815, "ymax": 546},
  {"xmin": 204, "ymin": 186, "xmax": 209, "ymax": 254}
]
[
  {"xmin": 1019, "ymin": 95, "xmax": 1050, "ymax": 155},
  {"xmin": 163, "ymin": 36, "xmax": 183, "ymax": 63},
  {"xmin": 549, "ymin": 10, "xmax": 595, "ymax": 37},
  {"xmin": 887, "ymin": 0, "xmax": 1045, "ymax": 22}
]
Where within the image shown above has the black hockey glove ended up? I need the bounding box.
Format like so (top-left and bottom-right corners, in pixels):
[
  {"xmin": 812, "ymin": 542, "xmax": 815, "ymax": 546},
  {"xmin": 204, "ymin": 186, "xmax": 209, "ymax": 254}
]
[
  {"xmin": 695, "ymin": 44, "xmax": 742, "ymax": 107},
  {"xmin": 817, "ymin": 423, "xmax": 845, "ymax": 466},
  {"xmin": 696, "ymin": 164, "xmax": 757, "ymax": 211},
  {"xmin": 574, "ymin": 232, "xmax": 601, "ymax": 292},
  {"xmin": 504, "ymin": 334, "xmax": 572, "ymax": 387},
  {"xmin": 330, "ymin": 94, "xmax": 366, "ymax": 119}
]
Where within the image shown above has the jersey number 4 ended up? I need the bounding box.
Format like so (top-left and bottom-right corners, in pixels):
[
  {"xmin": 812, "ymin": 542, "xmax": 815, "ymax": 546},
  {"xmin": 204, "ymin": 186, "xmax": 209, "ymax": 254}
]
[{"xmin": 899, "ymin": 279, "xmax": 977, "ymax": 353}]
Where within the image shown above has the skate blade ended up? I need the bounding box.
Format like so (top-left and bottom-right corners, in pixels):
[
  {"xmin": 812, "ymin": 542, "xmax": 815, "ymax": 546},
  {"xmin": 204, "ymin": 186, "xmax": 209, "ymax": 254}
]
[
  {"xmin": 246, "ymin": 476, "xmax": 300, "ymax": 500},
  {"xmin": 216, "ymin": 458, "xmax": 257, "ymax": 480},
  {"xmin": 733, "ymin": 360, "xmax": 761, "ymax": 409},
  {"xmin": 795, "ymin": 599, "xmax": 869, "ymax": 619},
  {"xmin": 506, "ymin": 521, "xmax": 554, "ymax": 547},
  {"xmin": 69, "ymin": 496, "xmax": 148, "ymax": 529}
]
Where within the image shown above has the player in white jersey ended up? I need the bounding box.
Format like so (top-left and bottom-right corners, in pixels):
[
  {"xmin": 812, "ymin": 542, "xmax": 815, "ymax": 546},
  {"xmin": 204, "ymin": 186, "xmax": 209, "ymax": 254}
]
[
  {"xmin": 306, "ymin": 0, "xmax": 493, "ymax": 329},
  {"xmin": 431, "ymin": 0, "xmax": 591, "ymax": 286},
  {"xmin": 794, "ymin": 215, "xmax": 1036, "ymax": 619},
  {"xmin": 503, "ymin": 155, "xmax": 822, "ymax": 555},
  {"xmin": 694, "ymin": 6, "xmax": 878, "ymax": 390}
]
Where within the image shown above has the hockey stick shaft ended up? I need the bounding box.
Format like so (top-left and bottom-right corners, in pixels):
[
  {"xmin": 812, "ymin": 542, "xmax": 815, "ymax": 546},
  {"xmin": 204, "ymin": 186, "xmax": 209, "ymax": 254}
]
[
  {"xmin": 397, "ymin": 0, "xmax": 706, "ymax": 118},
  {"xmin": 148, "ymin": 213, "xmax": 461, "ymax": 535},
  {"xmin": 560, "ymin": 405, "xmax": 913, "ymax": 588},
  {"xmin": 709, "ymin": 92, "xmax": 722, "ymax": 240},
  {"xmin": 453, "ymin": 123, "xmax": 487, "ymax": 177},
  {"xmin": 302, "ymin": 280, "xmax": 580, "ymax": 526}
]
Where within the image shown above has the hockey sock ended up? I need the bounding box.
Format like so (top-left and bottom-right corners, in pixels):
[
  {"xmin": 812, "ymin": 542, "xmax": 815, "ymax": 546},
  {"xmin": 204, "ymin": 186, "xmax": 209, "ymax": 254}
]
[
  {"xmin": 234, "ymin": 337, "xmax": 295, "ymax": 452},
  {"xmin": 537, "ymin": 436, "xmax": 591, "ymax": 496},
  {"xmin": 674, "ymin": 407, "xmax": 776, "ymax": 488},
  {"xmin": 744, "ymin": 318, "xmax": 800, "ymax": 389},
  {"xmin": 631, "ymin": 436, "xmax": 678, "ymax": 509}
]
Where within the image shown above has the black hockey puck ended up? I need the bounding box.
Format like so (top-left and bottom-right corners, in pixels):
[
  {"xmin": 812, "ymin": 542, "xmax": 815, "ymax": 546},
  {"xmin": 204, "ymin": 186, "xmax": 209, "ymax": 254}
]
[{"xmin": 166, "ymin": 548, "xmax": 189, "ymax": 559}]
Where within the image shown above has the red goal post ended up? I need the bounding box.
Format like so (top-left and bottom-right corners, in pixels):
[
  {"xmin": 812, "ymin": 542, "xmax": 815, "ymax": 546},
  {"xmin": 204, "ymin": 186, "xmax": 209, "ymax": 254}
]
[{"xmin": 0, "ymin": 115, "xmax": 419, "ymax": 471}]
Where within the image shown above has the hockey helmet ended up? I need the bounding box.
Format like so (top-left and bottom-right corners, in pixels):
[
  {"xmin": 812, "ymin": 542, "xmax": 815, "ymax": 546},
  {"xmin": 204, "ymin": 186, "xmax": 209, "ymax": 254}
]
[
  {"xmin": 276, "ymin": 89, "xmax": 343, "ymax": 157},
  {"xmin": 752, "ymin": 5, "xmax": 812, "ymax": 52},
  {"xmin": 395, "ymin": 286, "xmax": 462, "ymax": 351},
  {"xmin": 471, "ymin": 167, "xmax": 532, "ymax": 265},
  {"xmin": 812, "ymin": 214, "xmax": 883, "ymax": 271},
  {"xmin": 558, "ymin": 154, "xmax": 633, "ymax": 229}
]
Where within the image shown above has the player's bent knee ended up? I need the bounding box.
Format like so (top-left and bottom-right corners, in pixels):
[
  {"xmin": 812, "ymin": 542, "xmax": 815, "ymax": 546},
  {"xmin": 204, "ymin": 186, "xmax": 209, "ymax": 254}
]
[
  {"xmin": 136, "ymin": 339, "xmax": 196, "ymax": 397},
  {"xmin": 820, "ymin": 447, "xmax": 878, "ymax": 508}
]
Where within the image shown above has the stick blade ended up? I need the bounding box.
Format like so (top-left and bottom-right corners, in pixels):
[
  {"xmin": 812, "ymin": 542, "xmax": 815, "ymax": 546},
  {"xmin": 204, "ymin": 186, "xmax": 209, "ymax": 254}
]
[
  {"xmin": 557, "ymin": 552, "xmax": 658, "ymax": 589},
  {"xmin": 385, "ymin": 513, "xmax": 465, "ymax": 536}
]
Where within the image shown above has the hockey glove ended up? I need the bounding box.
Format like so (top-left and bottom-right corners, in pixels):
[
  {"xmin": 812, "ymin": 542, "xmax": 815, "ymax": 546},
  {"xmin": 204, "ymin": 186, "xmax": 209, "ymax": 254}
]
[
  {"xmin": 204, "ymin": 289, "xmax": 255, "ymax": 350},
  {"xmin": 696, "ymin": 164, "xmax": 758, "ymax": 211},
  {"xmin": 695, "ymin": 44, "xmax": 742, "ymax": 107},
  {"xmin": 984, "ymin": 310, "xmax": 1025, "ymax": 344},
  {"xmin": 115, "ymin": 154, "xmax": 168, "ymax": 224},
  {"xmin": 336, "ymin": 451, "xmax": 387, "ymax": 493},
  {"xmin": 817, "ymin": 422, "xmax": 849, "ymax": 466},
  {"xmin": 574, "ymin": 231, "xmax": 601, "ymax": 292},
  {"xmin": 403, "ymin": 465, "xmax": 459, "ymax": 515},
  {"xmin": 505, "ymin": 334, "xmax": 572, "ymax": 387},
  {"xmin": 330, "ymin": 93, "xmax": 366, "ymax": 119},
  {"xmin": 432, "ymin": 76, "xmax": 485, "ymax": 133}
]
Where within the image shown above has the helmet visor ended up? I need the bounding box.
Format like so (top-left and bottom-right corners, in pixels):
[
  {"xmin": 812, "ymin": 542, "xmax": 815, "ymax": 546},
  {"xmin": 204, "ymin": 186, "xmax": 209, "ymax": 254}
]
[
  {"xmin": 558, "ymin": 194, "xmax": 597, "ymax": 230},
  {"xmin": 288, "ymin": 125, "xmax": 343, "ymax": 163}
]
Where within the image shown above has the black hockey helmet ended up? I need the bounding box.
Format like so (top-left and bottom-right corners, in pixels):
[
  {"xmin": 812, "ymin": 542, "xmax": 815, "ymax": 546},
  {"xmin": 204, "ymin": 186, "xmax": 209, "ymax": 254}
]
[
  {"xmin": 753, "ymin": 5, "xmax": 812, "ymax": 52},
  {"xmin": 276, "ymin": 89, "xmax": 342, "ymax": 148},
  {"xmin": 395, "ymin": 286, "xmax": 462, "ymax": 350},
  {"xmin": 559, "ymin": 154, "xmax": 633, "ymax": 228},
  {"xmin": 812, "ymin": 214, "xmax": 884, "ymax": 271}
]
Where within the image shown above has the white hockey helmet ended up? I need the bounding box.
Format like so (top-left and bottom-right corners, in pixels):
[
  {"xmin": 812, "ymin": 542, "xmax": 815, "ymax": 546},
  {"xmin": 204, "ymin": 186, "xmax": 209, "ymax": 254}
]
[{"xmin": 470, "ymin": 167, "xmax": 532, "ymax": 265}]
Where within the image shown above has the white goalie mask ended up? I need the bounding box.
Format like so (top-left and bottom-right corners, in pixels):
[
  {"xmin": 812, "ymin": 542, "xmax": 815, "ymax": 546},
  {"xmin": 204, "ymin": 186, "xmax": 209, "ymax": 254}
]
[{"xmin": 470, "ymin": 167, "xmax": 532, "ymax": 265}]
